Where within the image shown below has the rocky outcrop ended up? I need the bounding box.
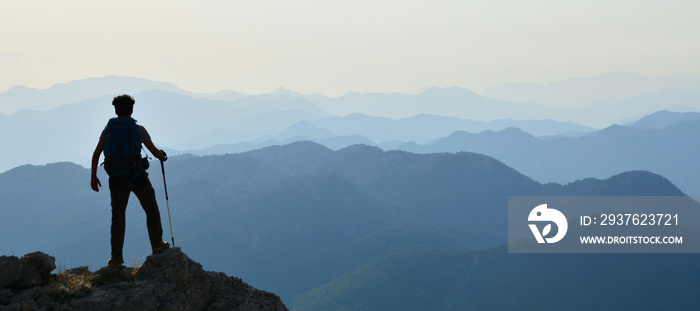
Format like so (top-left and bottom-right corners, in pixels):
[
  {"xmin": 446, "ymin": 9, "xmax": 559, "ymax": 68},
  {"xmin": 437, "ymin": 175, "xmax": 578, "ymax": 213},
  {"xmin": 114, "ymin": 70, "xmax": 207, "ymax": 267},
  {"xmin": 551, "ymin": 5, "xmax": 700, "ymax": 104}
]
[
  {"xmin": 0, "ymin": 248, "xmax": 288, "ymax": 311},
  {"xmin": 0, "ymin": 252, "xmax": 56, "ymax": 292}
]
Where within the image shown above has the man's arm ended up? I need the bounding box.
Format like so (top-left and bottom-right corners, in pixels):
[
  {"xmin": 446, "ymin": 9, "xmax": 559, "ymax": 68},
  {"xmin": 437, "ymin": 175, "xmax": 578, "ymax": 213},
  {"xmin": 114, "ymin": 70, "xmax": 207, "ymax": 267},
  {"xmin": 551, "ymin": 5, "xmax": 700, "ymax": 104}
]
[
  {"xmin": 91, "ymin": 139, "xmax": 105, "ymax": 192},
  {"xmin": 144, "ymin": 139, "xmax": 166, "ymax": 162}
]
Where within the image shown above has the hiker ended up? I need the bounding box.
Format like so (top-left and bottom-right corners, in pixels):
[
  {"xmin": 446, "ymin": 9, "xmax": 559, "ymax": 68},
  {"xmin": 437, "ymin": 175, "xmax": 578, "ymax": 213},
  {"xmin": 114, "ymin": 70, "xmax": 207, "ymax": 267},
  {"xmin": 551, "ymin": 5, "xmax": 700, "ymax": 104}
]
[{"xmin": 90, "ymin": 94, "xmax": 170, "ymax": 266}]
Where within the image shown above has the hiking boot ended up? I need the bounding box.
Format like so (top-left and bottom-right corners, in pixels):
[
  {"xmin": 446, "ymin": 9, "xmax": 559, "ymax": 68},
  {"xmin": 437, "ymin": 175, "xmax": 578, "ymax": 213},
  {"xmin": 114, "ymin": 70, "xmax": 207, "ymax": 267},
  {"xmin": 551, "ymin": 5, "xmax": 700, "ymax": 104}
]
[
  {"xmin": 108, "ymin": 255, "xmax": 124, "ymax": 266},
  {"xmin": 152, "ymin": 241, "xmax": 170, "ymax": 254}
]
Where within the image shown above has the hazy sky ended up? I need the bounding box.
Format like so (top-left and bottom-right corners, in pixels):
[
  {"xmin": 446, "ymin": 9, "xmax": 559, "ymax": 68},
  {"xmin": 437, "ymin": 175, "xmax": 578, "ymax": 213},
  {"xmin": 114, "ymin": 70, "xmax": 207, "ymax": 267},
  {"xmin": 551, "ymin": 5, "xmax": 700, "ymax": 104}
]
[{"xmin": 1, "ymin": 0, "xmax": 698, "ymax": 96}]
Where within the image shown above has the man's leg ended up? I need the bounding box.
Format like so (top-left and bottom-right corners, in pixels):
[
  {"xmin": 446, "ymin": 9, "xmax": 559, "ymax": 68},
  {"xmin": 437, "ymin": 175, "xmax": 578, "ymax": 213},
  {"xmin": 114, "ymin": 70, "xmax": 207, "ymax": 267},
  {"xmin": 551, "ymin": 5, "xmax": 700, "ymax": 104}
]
[
  {"xmin": 109, "ymin": 176, "xmax": 131, "ymax": 259},
  {"xmin": 132, "ymin": 173, "xmax": 165, "ymax": 248}
]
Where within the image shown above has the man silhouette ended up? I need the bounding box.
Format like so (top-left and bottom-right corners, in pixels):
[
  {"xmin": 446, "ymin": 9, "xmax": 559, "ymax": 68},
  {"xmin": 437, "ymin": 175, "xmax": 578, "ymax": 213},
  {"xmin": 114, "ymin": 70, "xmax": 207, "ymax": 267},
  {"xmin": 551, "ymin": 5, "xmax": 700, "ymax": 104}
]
[{"xmin": 90, "ymin": 94, "xmax": 169, "ymax": 266}]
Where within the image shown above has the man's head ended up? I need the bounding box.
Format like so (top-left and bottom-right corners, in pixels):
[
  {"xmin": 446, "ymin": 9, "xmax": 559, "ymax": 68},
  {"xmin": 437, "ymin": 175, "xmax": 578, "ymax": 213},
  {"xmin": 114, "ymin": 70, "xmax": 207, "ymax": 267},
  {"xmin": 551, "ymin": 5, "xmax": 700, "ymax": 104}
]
[{"xmin": 112, "ymin": 94, "xmax": 135, "ymax": 117}]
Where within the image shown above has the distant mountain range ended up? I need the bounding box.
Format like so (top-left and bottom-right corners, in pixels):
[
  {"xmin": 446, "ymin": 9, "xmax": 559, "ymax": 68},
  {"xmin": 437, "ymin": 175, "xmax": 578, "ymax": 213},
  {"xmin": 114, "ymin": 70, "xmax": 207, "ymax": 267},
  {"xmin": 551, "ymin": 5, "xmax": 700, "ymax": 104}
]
[
  {"xmin": 627, "ymin": 109, "xmax": 700, "ymax": 129},
  {"xmin": 184, "ymin": 114, "xmax": 595, "ymax": 154},
  {"xmin": 397, "ymin": 110, "xmax": 700, "ymax": 196},
  {"xmin": 0, "ymin": 85, "xmax": 599, "ymax": 173},
  {"xmin": 264, "ymin": 84, "xmax": 700, "ymax": 128},
  {"xmin": 0, "ymin": 75, "xmax": 249, "ymax": 115},
  {"xmin": 482, "ymin": 71, "xmax": 700, "ymax": 106},
  {"xmin": 0, "ymin": 142, "xmax": 692, "ymax": 309},
  {"xmin": 0, "ymin": 89, "xmax": 330, "ymax": 172},
  {"xmin": 1, "ymin": 82, "xmax": 697, "ymax": 199},
  {"xmin": 251, "ymin": 72, "xmax": 700, "ymax": 127},
  {"xmin": 173, "ymin": 110, "xmax": 700, "ymax": 198},
  {"xmin": 2, "ymin": 72, "xmax": 699, "ymax": 125},
  {"xmin": 1, "ymin": 73, "xmax": 697, "ymax": 201}
]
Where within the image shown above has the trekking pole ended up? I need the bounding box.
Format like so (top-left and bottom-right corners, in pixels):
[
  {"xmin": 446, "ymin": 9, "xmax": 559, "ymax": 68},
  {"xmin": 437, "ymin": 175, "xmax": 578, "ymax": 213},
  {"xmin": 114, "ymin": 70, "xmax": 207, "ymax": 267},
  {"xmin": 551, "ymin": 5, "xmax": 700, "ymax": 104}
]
[{"xmin": 160, "ymin": 159, "xmax": 175, "ymax": 246}]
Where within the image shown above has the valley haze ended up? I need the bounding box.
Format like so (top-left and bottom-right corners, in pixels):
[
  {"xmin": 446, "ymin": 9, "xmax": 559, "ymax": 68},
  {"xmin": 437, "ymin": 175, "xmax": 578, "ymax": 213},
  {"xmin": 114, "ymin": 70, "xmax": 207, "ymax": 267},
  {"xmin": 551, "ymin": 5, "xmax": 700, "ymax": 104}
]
[{"xmin": 0, "ymin": 73, "xmax": 698, "ymax": 193}]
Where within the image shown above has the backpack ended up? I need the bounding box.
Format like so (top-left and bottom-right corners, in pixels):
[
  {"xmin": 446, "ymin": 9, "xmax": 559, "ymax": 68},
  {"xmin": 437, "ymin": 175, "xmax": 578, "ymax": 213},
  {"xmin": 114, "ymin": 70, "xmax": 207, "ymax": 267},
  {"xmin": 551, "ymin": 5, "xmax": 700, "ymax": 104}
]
[{"xmin": 103, "ymin": 117, "xmax": 144, "ymax": 176}]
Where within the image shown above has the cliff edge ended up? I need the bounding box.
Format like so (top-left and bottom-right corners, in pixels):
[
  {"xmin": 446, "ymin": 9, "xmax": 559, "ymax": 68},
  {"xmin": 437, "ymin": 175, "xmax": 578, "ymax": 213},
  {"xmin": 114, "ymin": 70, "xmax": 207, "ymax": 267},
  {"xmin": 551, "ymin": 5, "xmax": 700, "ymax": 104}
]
[{"xmin": 0, "ymin": 248, "xmax": 288, "ymax": 311}]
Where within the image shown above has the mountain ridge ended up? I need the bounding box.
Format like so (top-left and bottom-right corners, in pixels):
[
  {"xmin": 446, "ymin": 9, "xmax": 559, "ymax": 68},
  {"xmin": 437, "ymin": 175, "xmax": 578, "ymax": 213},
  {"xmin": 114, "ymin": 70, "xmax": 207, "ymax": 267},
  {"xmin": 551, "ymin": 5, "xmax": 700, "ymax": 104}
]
[
  {"xmin": 399, "ymin": 118, "xmax": 700, "ymax": 196},
  {"xmin": 0, "ymin": 141, "xmax": 690, "ymax": 307}
]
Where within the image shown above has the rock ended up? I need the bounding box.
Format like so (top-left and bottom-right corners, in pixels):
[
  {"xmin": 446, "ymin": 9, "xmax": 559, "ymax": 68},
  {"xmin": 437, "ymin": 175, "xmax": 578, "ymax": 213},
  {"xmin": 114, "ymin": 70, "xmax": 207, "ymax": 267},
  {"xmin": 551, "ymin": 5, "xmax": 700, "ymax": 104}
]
[
  {"xmin": 0, "ymin": 256, "xmax": 23, "ymax": 289},
  {"xmin": 65, "ymin": 266, "xmax": 90, "ymax": 276},
  {"xmin": 136, "ymin": 247, "xmax": 203, "ymax": 282},
  {"xmin": 0, "ymin": 288, "xmax": 13, "ymax": 305},
  {"xmin": 1, "ymin": 252, "xmax": 56, "ymax": 291},
  {"xmin": 19, "ymin": 252, "xmax": 56, "ymax": 289},
  {"xmin": 18, "ymin": 267, "xmax": 43, "ymax": 289},
  {"xmin": 19, "ymin": 252, "xmax": 55, "ymax": 288},
  {"xmin": 92, "ymin": 265, "xmax": 136, "ymax": 286},
  {"xmin": 1, "ymin": 248, "xmax": 288, "ymax": 311}
]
